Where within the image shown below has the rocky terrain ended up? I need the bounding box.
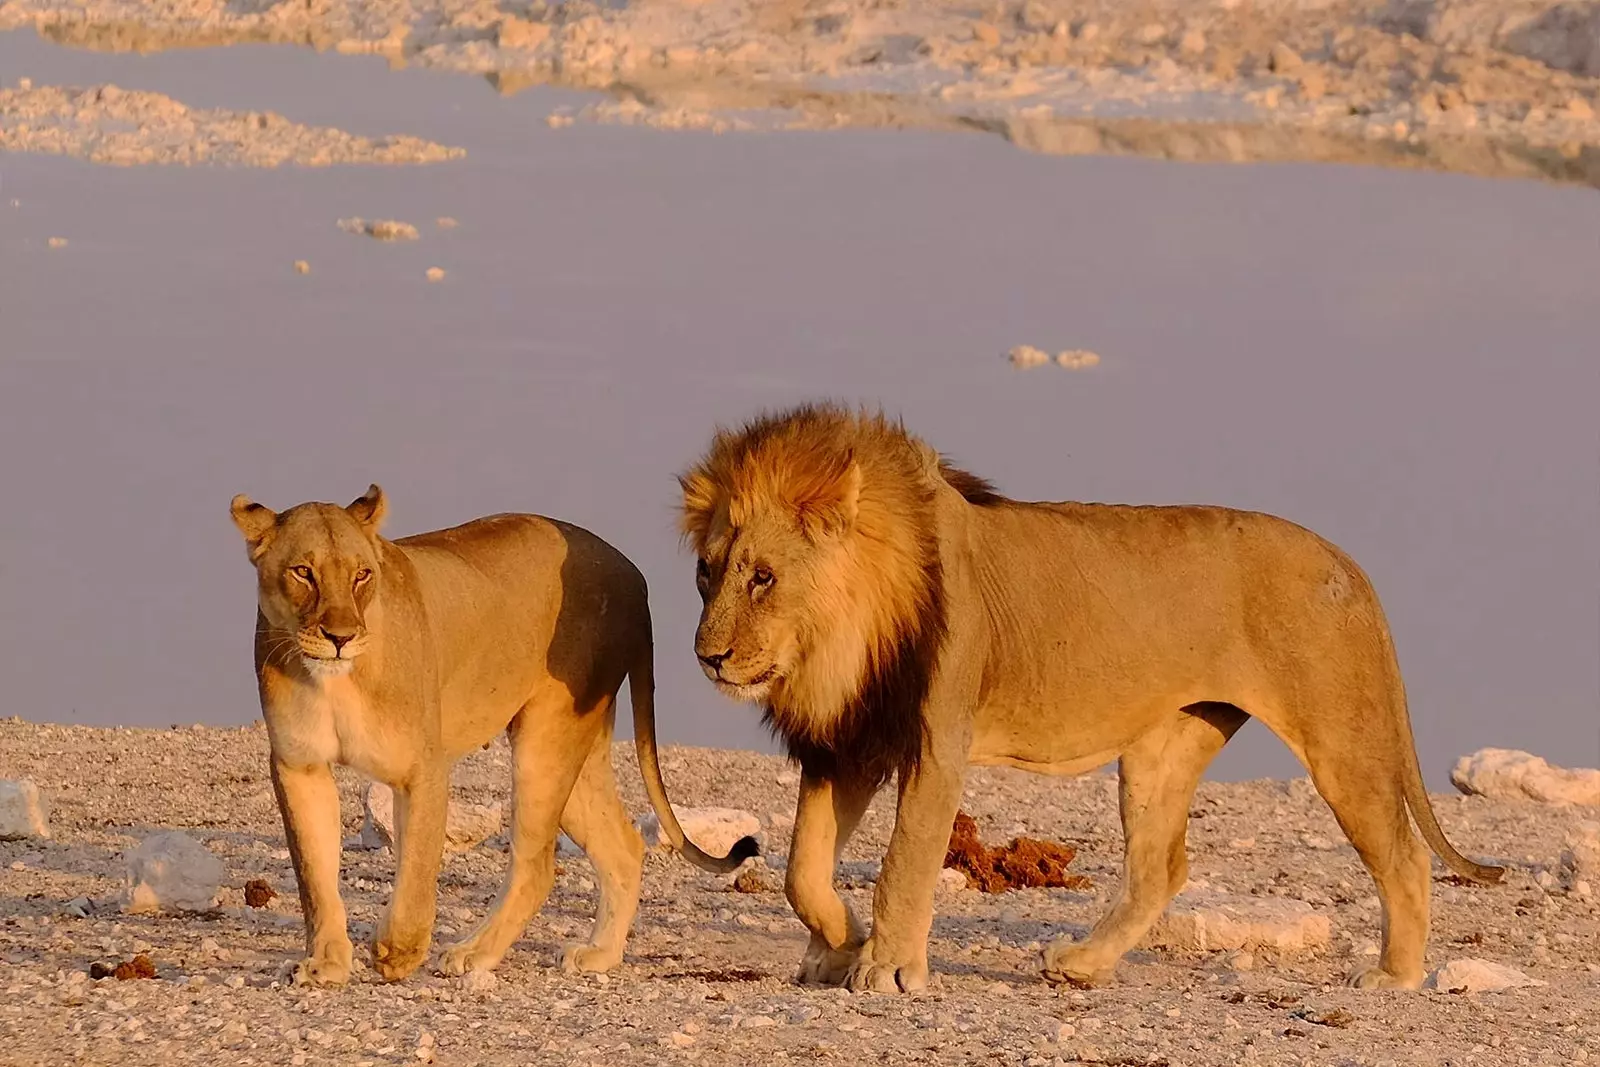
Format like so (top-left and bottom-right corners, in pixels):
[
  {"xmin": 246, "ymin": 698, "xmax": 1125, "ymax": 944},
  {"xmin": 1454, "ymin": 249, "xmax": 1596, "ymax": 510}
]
[
  {"xmin": 1, "ymin": 0, "xmax": 1599, "ymax": 183},
  {"xmin": 1, "ymin": 718, "xmax": 1598, "ymax": 1066}
]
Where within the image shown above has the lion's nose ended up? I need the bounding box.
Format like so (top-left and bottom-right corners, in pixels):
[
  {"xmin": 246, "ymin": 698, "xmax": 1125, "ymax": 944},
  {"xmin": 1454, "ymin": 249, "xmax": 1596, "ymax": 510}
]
[
  {"xmin": 321, "ymin": 627, "xmax": 355, "ymax": 653},
  {"xmin": 697, "ymin": 649, "xmax": 732, "ymax": 674}
]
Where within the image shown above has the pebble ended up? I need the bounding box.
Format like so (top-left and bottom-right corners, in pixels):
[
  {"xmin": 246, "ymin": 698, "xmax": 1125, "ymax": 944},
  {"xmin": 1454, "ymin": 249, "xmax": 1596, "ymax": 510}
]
[
  {"xmin": 425, "ymin": 267, "xmax": 446, "ymax": 282},
  {"xmin": 0, "ymin": 779, "xmax": 50, "ymax": 840},
  {"xmin": 292, "ymin": 260, "xmax": 310, "ymax": 274}
]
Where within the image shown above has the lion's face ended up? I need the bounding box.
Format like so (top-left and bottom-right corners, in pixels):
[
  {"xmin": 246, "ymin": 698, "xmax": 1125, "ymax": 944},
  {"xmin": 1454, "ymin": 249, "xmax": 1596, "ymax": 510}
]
[
  {"xmin": 691, "ymin": 511, "xmax": 827, "ymax": 704},
  {"xmin": 230, "ymin": 485, "xmax": 387, "ymax": 679}
]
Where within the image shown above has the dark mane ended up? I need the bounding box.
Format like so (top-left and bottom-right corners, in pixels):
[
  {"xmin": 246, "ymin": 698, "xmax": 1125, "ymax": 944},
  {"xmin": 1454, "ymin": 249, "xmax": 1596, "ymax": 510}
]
[{"xmin": 939, "ymin": 461, "xmax": 1007, "ymax": 506}]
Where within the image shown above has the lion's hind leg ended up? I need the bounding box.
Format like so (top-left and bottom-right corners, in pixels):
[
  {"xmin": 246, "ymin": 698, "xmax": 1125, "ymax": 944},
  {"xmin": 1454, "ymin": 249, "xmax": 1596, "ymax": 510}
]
[
  {"xmin": 1043, "ymin": 703, "xmax": 1247, "ymax": 988},
  {"xmin": 437, "ymin": 697, "xmax": 595, "ymax": 976},
  {"xmin": 558, "ymin": 719, "xmax": 645, "ymax": 974}
]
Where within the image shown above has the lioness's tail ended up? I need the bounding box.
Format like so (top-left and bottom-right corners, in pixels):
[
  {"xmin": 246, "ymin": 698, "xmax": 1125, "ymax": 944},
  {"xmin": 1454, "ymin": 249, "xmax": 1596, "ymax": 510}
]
[
  {"xmin": 630, "ymin": 641, "xmax": 759, "ymax": 876},
  {"xmin": 1388, "ymin": 653, "xmax": 1504, "ymax": 884}
]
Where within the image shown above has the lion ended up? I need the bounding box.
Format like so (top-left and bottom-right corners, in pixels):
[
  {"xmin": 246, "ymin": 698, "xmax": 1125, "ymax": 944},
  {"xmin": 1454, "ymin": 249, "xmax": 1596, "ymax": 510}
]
[
  {"xmin": 230, "ymin": 484, "xmax": 756, "ymax": 987},
  {"xmin": 678, "ymin": 403, "xmax": 1503, "ymax": 994}
]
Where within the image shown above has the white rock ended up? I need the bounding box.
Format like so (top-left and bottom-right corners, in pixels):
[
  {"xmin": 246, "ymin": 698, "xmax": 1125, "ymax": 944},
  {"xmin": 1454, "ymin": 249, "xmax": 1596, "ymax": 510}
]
[
  {"xmin": 1143, "ymin": 892, "xmax": 1331, "ymax": 953},
  {"xmin": 123, "ymin": 831, "xmax": 224, "ymax": 914},
  {"xmin": 360, "ymin": 782, "xmax": 503, "ymax": 854},
  {"xmin": 459, "ymin": 969, "xmax": 498, "ymax": 993},
  {"xmin": 1560, "ymin": 820, "xmax": 1600, "ymax": 886},
  {"xmin": 1007, "ymin": 344, "xmax": 1050, "ymax": 368},
  {"xmin": 637, "ymin": 807, "xmax": 760, "ymax": 857},
  {"xmin": 0, "ymin": 779, "xmax": 50, "ymax": 840},
  {"xmin": 937, "ymin": 867, "xmax": 969, "ymax": 894},
  {"xmin": 1425, "ymin": 958, "xmax": 1547, "ymax": 993},
  {"xmin": 1450, "ymin": 748, "xmax": 1600, "ymax": 805}
]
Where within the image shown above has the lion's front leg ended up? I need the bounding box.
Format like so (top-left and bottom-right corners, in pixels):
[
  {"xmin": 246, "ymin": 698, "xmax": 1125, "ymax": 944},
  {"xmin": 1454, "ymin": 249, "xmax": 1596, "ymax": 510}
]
[
  {"xmin": 848, "ymin": 752, "xmax": 967, "ymax": 994},
  {"xmin": 374, "ymin": 766, "xmax": 448, "ymax": 981},
  {"xmin": 271, "ymin": 759, "xmax": 353, "ymax": 988},
  {"xmin": 786, "ymin": 772, "xmax": 877, "ymax": 986}
]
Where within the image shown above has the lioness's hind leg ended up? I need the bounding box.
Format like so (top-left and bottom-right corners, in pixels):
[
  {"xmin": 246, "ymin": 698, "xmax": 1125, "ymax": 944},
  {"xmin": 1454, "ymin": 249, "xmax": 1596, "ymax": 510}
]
[
  {"xmin": 1299, "ymin": 743, "xmax": 1430, "ymax": 990},
  {"xmin": 1043, "ymin": 703, "xmax": 1247, "ymax": 988},
  {"xmin": 438, "ymin": 698, "xmax": 594, "ymax": 976},
  {"xmin": 559, "ymin": 721, "xmax": 645, "ymax": 974}
]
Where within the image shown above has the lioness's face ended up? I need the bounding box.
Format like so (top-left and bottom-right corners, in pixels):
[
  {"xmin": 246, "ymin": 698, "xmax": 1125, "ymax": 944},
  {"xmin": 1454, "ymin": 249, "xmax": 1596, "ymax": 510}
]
[
  {"xmin": 691, "ymin": 513, "xmax": 828, "ymax": 704},
  {"xmin": 230, "ymin": 485, "xmax": 387, "ymax": 679}
]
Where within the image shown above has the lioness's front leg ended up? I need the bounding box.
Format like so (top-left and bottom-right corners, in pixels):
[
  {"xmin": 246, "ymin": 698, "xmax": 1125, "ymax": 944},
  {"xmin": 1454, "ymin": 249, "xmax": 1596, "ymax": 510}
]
[
  {"xmin": 786, "ymin": 772, "xmax": 876, "ymax": 985},
  {"xmin": 374, "ymin": 767, "xmax": 448, "ymax": 981},
  {"xmin": 271, "ymin": 759, "xmax": 353, "ymax": 988},
  {"xmin": 847, "ymin": 752, "xmax": 966, "ymax": 994}
]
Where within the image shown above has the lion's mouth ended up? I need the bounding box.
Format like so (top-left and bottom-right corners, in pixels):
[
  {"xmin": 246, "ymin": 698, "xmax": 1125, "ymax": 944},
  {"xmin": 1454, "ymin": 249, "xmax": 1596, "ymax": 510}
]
[
  {"xmin": 300, "ymin": 654, "xmax": 356, "ymax": 678},
  {"xmin": 712, "ymin": 665, "xmax": 779, "ymax": 700}
]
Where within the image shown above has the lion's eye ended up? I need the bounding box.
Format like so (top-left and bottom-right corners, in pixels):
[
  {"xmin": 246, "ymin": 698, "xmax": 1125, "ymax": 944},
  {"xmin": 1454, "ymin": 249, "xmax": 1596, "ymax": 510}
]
[
  {"xmin": 353, "ymin": 568, "xmax": 372, "ymax": 586},
  {"xmin": 290, "ymin": 565, "xmax": 314, "ymax": 583},
  {"xmin": 750, "ymin": 566, "xmax": 774, "ymax": 592}
]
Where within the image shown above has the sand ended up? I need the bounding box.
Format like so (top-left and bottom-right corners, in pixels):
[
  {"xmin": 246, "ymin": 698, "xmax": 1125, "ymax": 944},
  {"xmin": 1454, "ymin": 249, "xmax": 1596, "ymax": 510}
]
[{"xmin": 1, "ymin": 719, "xmax": 1596, "ymax": 1066}]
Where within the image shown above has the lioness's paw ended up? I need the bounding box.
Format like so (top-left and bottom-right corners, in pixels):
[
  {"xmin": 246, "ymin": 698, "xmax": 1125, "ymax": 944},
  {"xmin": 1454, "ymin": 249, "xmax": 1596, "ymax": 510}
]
[
  {"xmin": 843, "ymin": 941, "xmax": 929, "ymax": 994},
  {"xmin": 561, "ymin": 944, "xmax": 622, "ymax": 975},
  {"xmin": 292, "ymin": 955, "xmax": 351, "ymax": 988},
  {"xmin": 1041, "ymin": 940, "xmax": 1116, "ymax": 989},
  {"xmin": 372, "ymin": 935, "xmax": 431, "ymax": 982},
  {"xmin": 1348, "ymin": 966, "xmax": 1423, "ymax": 991},
  {"xmin": 795, "ymin": 936, "xmax": 859, "ymax": 987}
]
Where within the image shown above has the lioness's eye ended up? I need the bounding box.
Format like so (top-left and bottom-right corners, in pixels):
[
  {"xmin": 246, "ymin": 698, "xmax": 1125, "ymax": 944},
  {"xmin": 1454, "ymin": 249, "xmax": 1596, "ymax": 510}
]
[
  {"xmin": 291, "ymin": 565, "xmax": 314, "ymax": 583},
  {"xmin": 750, "ymin": 566, "xmax": 774, "ymax": 591},
  {"xmin": 353, "ymin": 568, "xmax": 372, "ymax": 586}
]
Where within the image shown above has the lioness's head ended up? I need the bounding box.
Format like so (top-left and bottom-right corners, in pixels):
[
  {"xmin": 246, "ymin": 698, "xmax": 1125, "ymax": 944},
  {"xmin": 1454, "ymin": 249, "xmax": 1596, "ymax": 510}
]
[
  {"xmin": 678, "ymin": 406, "xmax": 950, "ymax": 775},
  {"xmin": 229, "ymin": 485, "xmax": 387, "ymax": 678}
]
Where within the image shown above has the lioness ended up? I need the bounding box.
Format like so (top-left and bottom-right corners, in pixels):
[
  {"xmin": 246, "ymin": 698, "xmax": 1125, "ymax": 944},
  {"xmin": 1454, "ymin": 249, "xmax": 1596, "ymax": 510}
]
[
  {"xmin": 679, "ymin": 404, "xmax": 1502, "ymax": 994},
  {"xmin": 231, "ymin": 485, "xmax": 755, "ymax": 986}
]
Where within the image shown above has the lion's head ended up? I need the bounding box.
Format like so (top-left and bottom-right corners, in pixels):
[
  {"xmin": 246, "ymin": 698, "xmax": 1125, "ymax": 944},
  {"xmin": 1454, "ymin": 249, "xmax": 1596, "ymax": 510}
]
[
  {"xmin": 229, "ymin": 484, "xmax": 388, "ymax": 678},
  {"xmin": 679, "ymin": 405, "xmax": 997, "ymax": 783}
]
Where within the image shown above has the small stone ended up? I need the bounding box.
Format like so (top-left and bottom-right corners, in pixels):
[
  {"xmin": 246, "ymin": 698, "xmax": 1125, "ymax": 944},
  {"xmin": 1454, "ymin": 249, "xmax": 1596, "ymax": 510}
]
[
  {"xmin": 972, "ymin": 22, "xmax": 1001, "ymax": 46},
  {"xmin": 664, "ymin": 1031, "xmax": 696, "ymax": 1047},
  {"xmin": 460, "ymin": 969, "xmax": 498, "ymax": 994},
  {"xmin": 1055, "ymin": 349, "xmax": 1101, "ymax": 370},
  {"xmin": 425, "ymin": 267, "xmax": 446, "ymax": 282},
  {"xmin": 1144, "ymin": 892, "xmax": 1331, "ymax": 953},
  {"xmin": 1562, "ymin": 821, "xmax": 1600, "ymax": 887},
  {"xmin": 123, "ymin": 831, "xmax": 224, "ymax": 914},
  {"xmin": 47, "ymin": 237, "xmax": 68, "ymax": 249},
  {"xmin": 1056, "ymin": 1023, "xmax": 1076, "ymax": 1041},
  {"xmin": 497, "ymin": 17, "xmax": 551, "ymax": 50},
  {"xmin": 1226, "ymin": 950, "xmax": 1255, "ymax": 971},
  {"xmin": 1451, "ymin": 749, "xmax": 1600, "ymax": 805},
  {"xmin": 1007, "ymin": 344, "xmax": 1050, "ymax": 369},
  {"xmin": 292, "ymin": 260, "xmax": 310, "ymax": 274},
  {"xmin": 63, "ymin": 897, "xmax": 90, "ymax": 918},
  {"xmin": 226, "ymin": 975, "xmax": 247, "ymax": 989},
  {"xmin": 337, "ymin": 218, "xmax": 420, "ymax": 242},
  {"xmin": 1135, "ymin": 22, "xmax": 1167, "ymax": 44},
  {"xmin": 546, "ymin": 114, "xmax": 575, "ymax": 129},
  {"xmin": 1426, "ymin": 958, "xmax": 1546, "ymax": 993},
  {"xmin": 1179, "ymin": 28, "xmax": 1207, "ymax": 56},
  {"xmin": 1268, "ymin": 43, "xmax": 1304, "ymax": 74},
  {"xmin": 937, "ymin": 867, "xmax": 969, "ymax": 894},
  {"xmin": 362, "ymin": 782, "xmax": 501, "ymax": 853},
  {"xmin": 743, "ymin": 1016, "xmax": 777, "ymax": 1029},
  {"xmin": 637, "ymin": 807, "xmax": 759, "ymax": 857},
  {"xmin": 1298, "ymin": 68, "xmax": 1327, "ymax": 101},
  {"xmin": 1229, "ymin": 838, "xmax": 1256, "ymax": 850},
  {"xmin": 1566, "ymin": 97, "xmax": 1595, "ymax": 121},
  {"xmin": 435, "ymin": 217, "xmax": 458, "ymax": 229}
]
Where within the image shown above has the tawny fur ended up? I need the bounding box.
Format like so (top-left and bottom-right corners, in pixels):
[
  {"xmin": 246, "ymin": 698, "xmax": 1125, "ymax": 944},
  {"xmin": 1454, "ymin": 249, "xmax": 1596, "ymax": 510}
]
[
  {"xmin": 231, "ymin": 485, "xmax": 753, "ymax": 989},
  {"xmin": 680, "ymin": 403, "xmax": 1502, "ymax": 995}
]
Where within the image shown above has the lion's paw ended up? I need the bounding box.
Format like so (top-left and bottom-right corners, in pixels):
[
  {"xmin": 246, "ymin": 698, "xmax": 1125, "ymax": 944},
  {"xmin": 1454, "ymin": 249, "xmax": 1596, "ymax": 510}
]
[
  {"xmin": 561, "ymin": 943, "xmax": 622, "ymax": 975},
  {"xmin": 292, "ymin": 954, "xmax": 351, "ymax": 988},
  {"xmin": 795, "ymin": 937, "xmax": 859, "ymax": 986},
  {"xmin": 1348, "ymin": 966, "xmax": 1423, "ymax": 991},
  {"xmin": 372, "ymin": 933, "xmax": 431, "ymax": 982},
  {"xmin": 843, "ymin": 942, "xmax": 928, "ymax": 994},
  {"xmin": 1041, "ymin": 940, "xmax": 1116, "ymax": 989},
  {"xmin": 436, "ymin": 938, "xmax": 499, "ymax": 978}
]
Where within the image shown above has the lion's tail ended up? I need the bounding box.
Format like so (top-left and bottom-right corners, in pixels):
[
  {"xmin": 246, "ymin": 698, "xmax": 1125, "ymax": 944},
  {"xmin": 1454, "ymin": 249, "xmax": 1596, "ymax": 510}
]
[
  {"xmin": 629, "ymin": 637, "xmax": 759, "ymax": 876},
  {"xmin": 1389, "ymin": 651, "xmax": 1504, "ymax": 885}
]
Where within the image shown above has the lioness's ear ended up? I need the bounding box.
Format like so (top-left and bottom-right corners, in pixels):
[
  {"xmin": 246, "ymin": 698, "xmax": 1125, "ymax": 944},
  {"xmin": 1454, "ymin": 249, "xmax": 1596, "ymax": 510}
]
[
  {"xmin": 230, "ymin": 495, "xmax": 278, "ymax": 562},
  {"xmin": 678, "ymin": 468, "xmax": 720, "ymax": 548},
  {"xmin": 794, "ymin": 450, "xmax": 861, "ymax": 541},
  {"xmin": 346, "ymin": 483, "xmax": 387, "ymax": 532}
]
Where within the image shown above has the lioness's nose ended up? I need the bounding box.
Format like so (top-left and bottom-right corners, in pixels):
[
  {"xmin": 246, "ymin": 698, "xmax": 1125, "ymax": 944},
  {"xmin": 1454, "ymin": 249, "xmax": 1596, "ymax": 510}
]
[{"xmin": 321, "ymin": 627, "xmax": 355, "ymax": 652}]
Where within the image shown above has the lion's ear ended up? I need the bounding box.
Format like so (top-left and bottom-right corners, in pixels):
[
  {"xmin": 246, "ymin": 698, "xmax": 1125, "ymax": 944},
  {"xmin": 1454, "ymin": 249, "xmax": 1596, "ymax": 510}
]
[
  {"xmin": 346, "ymin": 484, "xmax": 387, "ymax": 532},
  {"xmin": 679, "ymin": 468, "xmax": 721, "ymax": 548},
  {"xmin": 794, "ymin": 451, "xmax": 861, "ymax": 541},
  {"xmin": 230, "ymin": 495, "xmax": 278, "ymax": 561}
]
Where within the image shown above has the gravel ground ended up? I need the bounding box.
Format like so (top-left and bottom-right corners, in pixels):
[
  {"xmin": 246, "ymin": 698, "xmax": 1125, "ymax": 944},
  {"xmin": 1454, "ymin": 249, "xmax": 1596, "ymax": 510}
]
[
  {"xmin": 1, "ymin": 0, "xmax": 1598, "ymax": 184},
  {"xmin": 1, "ymin": 719, "xmax": 1597, "ymax": 1066}
]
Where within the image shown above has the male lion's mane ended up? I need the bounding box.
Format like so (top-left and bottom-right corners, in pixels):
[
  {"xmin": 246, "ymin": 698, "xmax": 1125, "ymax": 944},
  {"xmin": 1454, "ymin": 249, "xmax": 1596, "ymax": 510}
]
[{"xmin": 680, "ymin": 403, "xmax": 1001, "ymax": 787}]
